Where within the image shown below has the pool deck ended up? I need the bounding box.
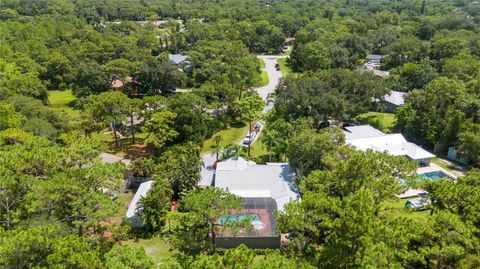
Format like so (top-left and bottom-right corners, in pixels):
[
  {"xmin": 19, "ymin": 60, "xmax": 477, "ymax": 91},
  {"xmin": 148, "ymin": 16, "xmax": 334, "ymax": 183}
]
[
  {"xmin": 397, "ymin": 163, "xmax": 458, "ymax": 199},
  {"xmin": 416, "ymin": 163, "xmax": 458, "ymax": 179}
]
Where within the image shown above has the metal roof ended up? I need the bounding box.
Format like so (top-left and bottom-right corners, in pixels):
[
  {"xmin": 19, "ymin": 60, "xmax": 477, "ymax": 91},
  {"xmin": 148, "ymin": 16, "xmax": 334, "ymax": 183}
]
[
  {"xmin": 215, "ymin": 157, "xmax": 299, "ymax": 212},
  {"xmin": 384, "ymin": 90, "xmax": 405, "ymax": 106},
  {"xmin": 366, "ymin": 54, "xmax": 385, "ymax": 61},
  {"xmin": 346, "ymin": 131, "xmax": 435, "ymax": 160},
  {"xmin": 168, "ymin": 54, "xmax": 188, "ymax": 65},
  {"xmin": 126, "ymin": 180, "xmax": 154, "ymax": 219},
  {"xmin": 344, "ymin": 125, "xmax": 386, "ymax": 140}
]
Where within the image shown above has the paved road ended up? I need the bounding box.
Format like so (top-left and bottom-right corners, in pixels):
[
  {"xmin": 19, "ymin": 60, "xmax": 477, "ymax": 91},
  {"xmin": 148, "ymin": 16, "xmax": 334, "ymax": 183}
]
[
  {"xmin": 199, "ymin": 55, "xmax": 287, "ymax": 187},
  {"xmin": 256, "ymin": 55, "xmax": 287, "ymax": 100}
]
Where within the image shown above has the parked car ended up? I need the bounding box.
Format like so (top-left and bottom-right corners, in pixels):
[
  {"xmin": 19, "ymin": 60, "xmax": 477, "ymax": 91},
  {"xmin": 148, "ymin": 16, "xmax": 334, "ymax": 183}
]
[{"xmin": 242, "ymin": 133, "xmax": 255, "ymax": 145}]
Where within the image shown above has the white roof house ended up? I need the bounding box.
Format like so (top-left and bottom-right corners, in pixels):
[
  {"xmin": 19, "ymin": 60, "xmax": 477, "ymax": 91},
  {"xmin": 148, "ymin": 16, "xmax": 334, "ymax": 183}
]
[
  {"xmin": 126, "ymin": 180, "xmax": 154, "ymax": 227},
  {"xmin": 344, "ymin": 125, "xmax": 435, "ymax": 162},
  {"xmin": 215, "ymin": 157, "xmax": 300, "ymax": 212},
  {"xmin": 168, "ymin": 54, "xmax": 188, "ymax": 65},
  {"xmin": 384, "ymin": 91, "xmax": 405, "ymax": 107},
  {"xmin": 344, "ymin": 125, "xmax": 387, "ymax": 140}
]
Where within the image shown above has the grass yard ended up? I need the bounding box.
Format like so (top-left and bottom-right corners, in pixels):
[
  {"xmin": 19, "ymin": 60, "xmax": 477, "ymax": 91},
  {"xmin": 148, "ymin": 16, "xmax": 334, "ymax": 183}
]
[
  {"xmin": 381, "ymin": 197, "xmax": 430, "ymax": 224},
  {"xmin": 277, "ymin": 58, "xmax": 293, "ymax": 77},
  {"xmin": 124, "ymin": 236, "xmax": 173, "ymax": 264},
  {"xmin": 249, "ymin": 132, "xmax": 269, "ymax": 163},
  {"xmin": 202, "ymin": 123, "xmax": 249, "ymax": 153},
  {"xmin": 356, "ymin": 112, "xmax": 396, "ymax": 133},
  {"xmin": 48, "ymin": 90, "xmax": 80, "ymax": 118}
]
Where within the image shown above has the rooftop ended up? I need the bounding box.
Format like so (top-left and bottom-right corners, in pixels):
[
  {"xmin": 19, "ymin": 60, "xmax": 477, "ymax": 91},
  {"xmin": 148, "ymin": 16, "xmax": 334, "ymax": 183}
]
[
  {"xmin": 344, "ymin": 127, "xmax": 435, "ymax": 160},
  {"xmin": 215, "ymin": 157, "xmax": 299, "ymax": 212},
  {"xmin": 366, "ymin": 54, "xmax": 385, "ymax": 61},
  {"xmin": 384, "ymin": 90, "xmax": 405, "ymax": 106},
  {"xmin": 126, "ymin": 180, "xmax": 154, "ymax": 219},
  {"xmin": 168, "ymin": 54, "xmax": 188, "ymax": 65},
  {"xmin": 344, "ymin": 125, "xmax": 386, "ymax": 140}
]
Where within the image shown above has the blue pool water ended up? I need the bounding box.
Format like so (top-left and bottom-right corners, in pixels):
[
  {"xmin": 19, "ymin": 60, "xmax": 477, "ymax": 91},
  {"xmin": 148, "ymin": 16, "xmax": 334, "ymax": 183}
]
[
  {"xmin": 418, "ymin": 171, "xmax": 454, "ymax": 180},
  {"xmin": 217, "ymin": 213, "xmax": 260, "ymax": 225}
]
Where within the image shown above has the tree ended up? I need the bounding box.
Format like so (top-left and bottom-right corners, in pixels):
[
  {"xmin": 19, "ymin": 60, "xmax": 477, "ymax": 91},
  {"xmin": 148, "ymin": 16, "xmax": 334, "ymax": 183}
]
[
  {"xmin": 211, "ymin": 135, "xmax": 222, "ymax": 161},
  {"xmin": 137, "ymin": 179, "xmax": 172, "ymax": 231},
  {"xmin": 458, "ymin": 123, "xmax": 480, "ymax": 166},
  {"xmin": 287, "ymin": 128, "xmax": 345, "ymax": 177},
  {"xmin": 277, "ymin": 149, "xmax": 417, "ymax": 267},
  {"xmin": 261, "ymin": 129, "xmax": 280, "ymax": 162},
  {"xmin": 142, "ymin": 110, "xmax": 178, "ymax": 150},
  {"xmin": 135, "ymin": 58, "xmax": 185, "ymax": 95},
  {"xmin": 395, "ymin": 77, "xmax": 469, "ymax": 146},
  {"xmin": 233, "ymin": 93, "xmax": 264, "ymax": 158},
  {"xmin": 73, "ymin": 61, "xmax": 109, "ymax": 97},
  {"xmin": 82, "ymin": 91, "xmax": 131, "ymax": 146},
  {"xmin": 275, "ymin": 70, "xmax": 387, "ymax": 124},
  {"xmin": 168, "ymin": 94, "xmax": 216, "ymax": 144},
  {"xmin": 172, "ymin": 188, "xmax": 244, "ymax": 253},
  {"xmin": 0, "ymin": 102, "xmax": 25, "ymax": 130},
  {"xmin": 104, "ymin": 245, "xmax": 154, "ymax": 269},
  {"xmin": 157, "ymin": 143, "xmax": 203, "ymax": 196}
]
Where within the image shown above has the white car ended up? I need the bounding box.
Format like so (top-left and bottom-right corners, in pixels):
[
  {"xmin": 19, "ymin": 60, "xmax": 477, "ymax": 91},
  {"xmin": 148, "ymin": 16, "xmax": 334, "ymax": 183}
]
[{"xmin": 242, "ymin": 133, "xmax": 256, "ymax": 145}]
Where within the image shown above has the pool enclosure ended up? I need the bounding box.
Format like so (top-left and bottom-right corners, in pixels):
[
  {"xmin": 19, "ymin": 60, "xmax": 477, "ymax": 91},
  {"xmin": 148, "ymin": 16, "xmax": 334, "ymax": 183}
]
[{"xmin": 215, "ymin": 197, "xmax": 280, "ymax": 248}]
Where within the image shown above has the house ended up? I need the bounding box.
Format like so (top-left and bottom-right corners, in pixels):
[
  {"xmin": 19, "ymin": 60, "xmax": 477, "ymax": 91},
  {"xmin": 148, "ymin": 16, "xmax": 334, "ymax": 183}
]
[
  {"xmin": 344, "ymin": 125, "xmax": 435, "ymax": 166},
  {"xmin": 284, "ymin": 37, "xmax": 295, "ymax": 46},
  {"xmin": 215, "ymin": 157, "xmax": 299, "ymax": 212},
  {"xmin": 126, "ymin": 180, "xmax": 154, "ymax": 228},
  {"xmin": 383, "ymin": 90, "xmax": 405, "ymax": 112},
  {"xmin": 168, "ymin": 54, "xmax": 188, "ymax": 65},
  {"xmin": 213, "ymin": 157, "xmax": 300, "ymax": 248},
  {"xmin": 365, "ymin": 54, "xmax": 385, "ymax": 66}
]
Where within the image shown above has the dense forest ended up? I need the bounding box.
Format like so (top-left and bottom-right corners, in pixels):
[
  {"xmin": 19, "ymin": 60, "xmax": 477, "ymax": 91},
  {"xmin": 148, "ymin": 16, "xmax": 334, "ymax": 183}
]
[{"xmin": 1, "ymin": 0, "xmax": 480, "ymax": 268}]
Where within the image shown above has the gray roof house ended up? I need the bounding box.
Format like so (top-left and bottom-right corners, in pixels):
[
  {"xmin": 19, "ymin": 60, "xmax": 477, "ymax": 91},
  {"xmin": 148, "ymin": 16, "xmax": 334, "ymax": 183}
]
[
  {"xmin": 168, "ymin": 54, "xmax": 188, "ymax": 65},
  {"xmin": 215, "ymin": 157, "xmax": 299, "ymax": 213},
  {"xmin": 366, "ymin": 54, "xmax": 385, "ymax": 62},
  {"xmin": 383, "ymin": 90, "xmax": 405, "ymax": 112}
]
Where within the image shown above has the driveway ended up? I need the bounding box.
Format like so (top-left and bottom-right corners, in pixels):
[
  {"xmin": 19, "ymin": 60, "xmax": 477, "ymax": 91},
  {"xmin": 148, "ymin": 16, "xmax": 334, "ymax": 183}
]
[
  {"xmin": 256, "ymin": 55, "xmax": 287, "ymax": 100},
  {"xmin": 199, "ymin": 55, "xmax": 287, "ymax": 187}
]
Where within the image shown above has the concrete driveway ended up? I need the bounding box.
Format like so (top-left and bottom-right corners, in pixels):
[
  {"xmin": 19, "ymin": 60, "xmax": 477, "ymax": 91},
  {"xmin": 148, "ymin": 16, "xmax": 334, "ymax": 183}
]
[{"xmin": 256, "ymin": 55, "xmax": 287, "ymax": 100}]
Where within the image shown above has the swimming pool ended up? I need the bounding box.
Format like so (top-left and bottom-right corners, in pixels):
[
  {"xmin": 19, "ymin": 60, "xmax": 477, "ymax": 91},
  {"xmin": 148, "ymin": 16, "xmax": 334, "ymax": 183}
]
[
  {"xmin": 217, "ymin": 213, "xmax": 261, "ymax": 225},
  {"xmin": 418, "ymin": 171, "xmax": 454, "ymax": 180}
]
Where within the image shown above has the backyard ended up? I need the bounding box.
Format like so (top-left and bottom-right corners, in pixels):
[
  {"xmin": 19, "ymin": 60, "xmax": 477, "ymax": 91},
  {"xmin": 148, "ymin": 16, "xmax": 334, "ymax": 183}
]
[
  {"xmin": 356, "ymin": 112, "xmax": 395, "ymax": 132},
  {"xmin": 201, "ymin": 123, "xmax": 249, "ymax": 153},
  {"xmin": 48, "ymin": 90, "xmax": 80, "ymax": 118}
]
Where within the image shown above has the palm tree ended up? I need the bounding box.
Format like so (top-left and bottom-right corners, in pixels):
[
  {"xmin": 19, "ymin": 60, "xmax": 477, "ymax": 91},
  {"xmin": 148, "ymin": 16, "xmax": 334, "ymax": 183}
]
[
  {"xmin": 211, "ymin": 135, "xmax": 222, "ymax": 161},
  {"xmin": 261, "ymin": 129, "xmax": 280, "ymax": 162}
]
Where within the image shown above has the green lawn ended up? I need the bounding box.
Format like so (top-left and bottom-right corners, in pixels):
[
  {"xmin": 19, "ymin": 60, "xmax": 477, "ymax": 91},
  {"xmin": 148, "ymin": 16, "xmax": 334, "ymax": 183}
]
[
  {"xmin": 202, "ymin": 123, "xmax": 248, "ymax": 153},
  {"xmin": 124, "ymin": 236, "xmax": 173, "ymax": 264},
  {"xmin": 356, "ymin": 112, "xmax": 395, "ymax": 133},
  {"xmin": 381, "ymin": 197, "xmax": 430, "ymax": 224},
  {"xmin": 249, "ymin": 132, "xmax": 269, "ymax": 163},
  {"xmin": 48, "ymin": 90, "xmax": 80, "ymax": 118},
  {"xmin": 277, "ymin": 58, "xmax": 293, "ymax": 77}
]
